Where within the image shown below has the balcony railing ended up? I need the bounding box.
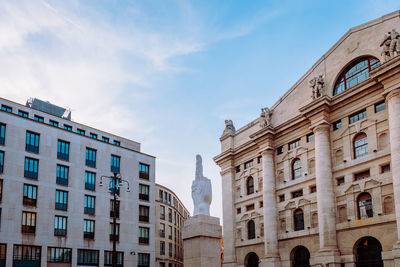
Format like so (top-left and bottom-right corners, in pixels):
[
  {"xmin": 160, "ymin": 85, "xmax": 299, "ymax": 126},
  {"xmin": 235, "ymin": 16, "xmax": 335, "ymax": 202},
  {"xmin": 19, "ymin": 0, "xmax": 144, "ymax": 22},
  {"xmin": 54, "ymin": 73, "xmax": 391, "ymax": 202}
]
[
  {"xmin": 0, "ymin": 137, "xmax": 4, "ymax": 145},
  {"xmin": 57, "ymin": 152, "xmax": 69, "ymax": 161},
  {"xmin": 54, "ymin": 229, "xmax": 67, "ymax": 237},
  {"xmin": 139, "ymin": 171, "xmax": 149, "ymax": 180},
  {"xmin": 26, "ymin": 144, "xmax": 39, "ymax": 153},
  {"xmin": 84, "ymin": 232, "xmax": 94, "ymax": 239},
  {"xmin": 22, "ymin": 225, "xmax": 36, "ymax": 234},
  {"xmin": 110, "ymin": 210, "xmax": 120, "ymax": 219},
  {"xmin": 85, "ymin": 183, "xmax": 95, "ymax": 191},
  {"xmin": 139, "ymin": 193, "xmax": 149, "ymax": 201},
  {"xmin": 23, "ymin": 197, "xmax": 37, "ymax": 207},
  {"xmin": 84, "ymin": 207, "xmax": 95, "ymax": 215},
  {"xmin": 55, "ymin": 202, "xmax": 67, "ymax": 211},
  {"xmin": 111, "ymin": 165, "xmax": 120, "ymax": 173},
  {"xmin": 56, "ymin": 177, "xmax": 68, "ymax": 186},
  {"xmin": 86, "ymin": 159, "xmax": 96, "ymax": 168},
  {"xmin": 160, "ymin": 214, "xmax": 165, "ymax": 220},
  {"xmin": 138, "ymin": 237, "xmax": 149, "ymax": 244},
  {"xmin": 24, "ymin": 171, "xmax": 38, "ymax": 179},
  {"xmin": 139, "ymin": 215, "xmax": 149, "ymax": 222},
  {"xmin": 110, "ymin": 234, "xmax": 119, "ymax": 242}
]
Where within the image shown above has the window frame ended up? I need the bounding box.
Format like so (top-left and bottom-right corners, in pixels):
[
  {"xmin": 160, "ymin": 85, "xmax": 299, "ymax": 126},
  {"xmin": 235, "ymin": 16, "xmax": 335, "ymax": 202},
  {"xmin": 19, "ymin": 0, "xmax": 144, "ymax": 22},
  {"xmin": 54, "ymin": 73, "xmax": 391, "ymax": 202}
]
[{"xmin": 353, "ymin": 133, "xmax": 368, "ymax": 159}]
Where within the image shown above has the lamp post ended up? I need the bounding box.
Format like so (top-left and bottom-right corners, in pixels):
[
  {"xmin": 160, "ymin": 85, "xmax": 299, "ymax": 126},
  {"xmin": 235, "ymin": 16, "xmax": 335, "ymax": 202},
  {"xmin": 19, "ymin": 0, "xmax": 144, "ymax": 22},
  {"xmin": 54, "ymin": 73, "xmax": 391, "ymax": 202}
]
[{"xmin": 100, "ymin": 172, "xmax": 130, "ymax": 267}]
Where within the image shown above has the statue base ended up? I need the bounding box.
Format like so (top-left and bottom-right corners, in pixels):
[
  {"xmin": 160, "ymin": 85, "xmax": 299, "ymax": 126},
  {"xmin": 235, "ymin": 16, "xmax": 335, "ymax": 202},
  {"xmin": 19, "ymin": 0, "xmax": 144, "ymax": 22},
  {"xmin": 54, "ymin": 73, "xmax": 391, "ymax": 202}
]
[{"xmin": 182, "ymin": 214, "xmax": 222, "ymax": 267}]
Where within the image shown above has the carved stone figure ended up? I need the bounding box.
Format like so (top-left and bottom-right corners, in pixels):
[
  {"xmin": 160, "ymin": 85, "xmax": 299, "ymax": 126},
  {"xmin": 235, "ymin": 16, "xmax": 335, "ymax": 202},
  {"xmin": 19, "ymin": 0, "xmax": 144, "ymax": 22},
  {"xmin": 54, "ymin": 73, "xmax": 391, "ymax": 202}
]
[
  {"xmin": 381, "ymin": 29, "xmax": 400, "ymax": 61},
  {"xmin": 310, "ymin": 75, "xmax": 325, "ymax": 99},
  {"xmin": 260, "ymin": 107, "xmax": 272, "ymax": 127},
  {"xmin": 191, "ymin": 154, "xmax": 212, "ymax": 216},
  {"xmin": 222, "ymin": 119, "xmax": 235, "ymax": 136}
]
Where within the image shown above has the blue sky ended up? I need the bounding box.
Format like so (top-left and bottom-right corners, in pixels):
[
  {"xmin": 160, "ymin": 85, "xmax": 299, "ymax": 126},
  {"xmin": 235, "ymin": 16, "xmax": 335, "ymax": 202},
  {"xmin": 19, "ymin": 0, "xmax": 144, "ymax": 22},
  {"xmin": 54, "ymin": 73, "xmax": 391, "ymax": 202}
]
[{"xmin": 0, "ymin": 0, "xmax": 399, "ymax": 219}]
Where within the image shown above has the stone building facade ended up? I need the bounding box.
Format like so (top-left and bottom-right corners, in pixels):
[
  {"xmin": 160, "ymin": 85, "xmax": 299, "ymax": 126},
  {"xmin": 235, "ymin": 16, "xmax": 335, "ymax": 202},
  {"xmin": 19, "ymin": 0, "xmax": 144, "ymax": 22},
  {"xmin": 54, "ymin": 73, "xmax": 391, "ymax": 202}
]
[
  {"xmin": 214, "ymin": 11, "xmax": 400, "ymax": 267},
  {"xmin": 0, "ymin": 97, "xmax": 156, "ymax": 267},
  {"xmin": 155, "ymin": 184, "xmax": 190, "ymax": 267}
]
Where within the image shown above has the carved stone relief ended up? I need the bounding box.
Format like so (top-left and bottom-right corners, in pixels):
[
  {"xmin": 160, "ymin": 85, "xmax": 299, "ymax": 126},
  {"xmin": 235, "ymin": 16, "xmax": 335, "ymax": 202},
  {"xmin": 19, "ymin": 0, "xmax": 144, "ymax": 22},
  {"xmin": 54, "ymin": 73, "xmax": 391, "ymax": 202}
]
[{"xmin": 380, "ymin": 29, "xmax": 400, "ymax": 61}]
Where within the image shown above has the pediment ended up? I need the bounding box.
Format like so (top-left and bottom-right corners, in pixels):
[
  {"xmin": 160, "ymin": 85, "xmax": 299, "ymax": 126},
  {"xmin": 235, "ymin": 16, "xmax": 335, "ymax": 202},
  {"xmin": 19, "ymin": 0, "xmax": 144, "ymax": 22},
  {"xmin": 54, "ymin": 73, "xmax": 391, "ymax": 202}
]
[{"xmin": 344, "ymin": 178, "xmax": 381, "ymax": 193}]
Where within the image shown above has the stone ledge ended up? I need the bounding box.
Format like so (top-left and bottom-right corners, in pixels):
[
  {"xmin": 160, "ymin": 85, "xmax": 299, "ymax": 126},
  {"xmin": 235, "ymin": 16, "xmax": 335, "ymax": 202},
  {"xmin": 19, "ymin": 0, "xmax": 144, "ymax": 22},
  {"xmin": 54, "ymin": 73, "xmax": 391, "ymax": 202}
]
[{"xmin": 182, "ymin": 214, "xmax": 222, "ymax": 240}]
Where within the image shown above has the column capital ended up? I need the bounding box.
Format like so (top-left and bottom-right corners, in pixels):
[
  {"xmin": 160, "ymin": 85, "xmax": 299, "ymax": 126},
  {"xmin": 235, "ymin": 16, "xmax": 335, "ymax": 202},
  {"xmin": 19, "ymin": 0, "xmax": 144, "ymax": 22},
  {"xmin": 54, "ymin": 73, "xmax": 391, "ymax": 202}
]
[
  {"xmin": 383, "ymin": 86, "xmax": 400, "ymax": 101},
  {"xmin": 310, "ymin": 120, "xmax": 331, "ymax": 133},
  {"xmin": 220, "ymin": 166, "xmax": 235, "ymax": 176},
  {"xmin": 259, "ymin": 146, "xmax": 274, "ymax": 155}
]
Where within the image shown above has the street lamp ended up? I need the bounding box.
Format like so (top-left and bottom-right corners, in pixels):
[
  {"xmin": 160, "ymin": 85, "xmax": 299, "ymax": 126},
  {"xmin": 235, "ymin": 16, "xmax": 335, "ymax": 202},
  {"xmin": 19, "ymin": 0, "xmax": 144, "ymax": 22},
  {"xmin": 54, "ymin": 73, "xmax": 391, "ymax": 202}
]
[{"xmin": 100, "ymin": 172, "xmax": 130, "ymax": 267}]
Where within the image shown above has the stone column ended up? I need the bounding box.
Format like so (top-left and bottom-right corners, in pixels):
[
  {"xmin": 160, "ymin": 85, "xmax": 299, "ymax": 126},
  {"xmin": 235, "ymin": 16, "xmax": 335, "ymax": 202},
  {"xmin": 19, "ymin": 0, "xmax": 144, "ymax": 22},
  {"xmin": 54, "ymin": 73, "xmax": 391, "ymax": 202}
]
[
  {"xmin": 220, "ymin": 167, "xmax": 237, "ymax": 267},
  {"xmin": 260, "ymin": 148, "xmax": 280, "ymax": 267},
  {"xmin": 313, "ymin": 123, "xmax": 339, "ymax": 263},
  {"xmin": 386, "ymin": 88, "xmax": 400, "ymax": 261}
]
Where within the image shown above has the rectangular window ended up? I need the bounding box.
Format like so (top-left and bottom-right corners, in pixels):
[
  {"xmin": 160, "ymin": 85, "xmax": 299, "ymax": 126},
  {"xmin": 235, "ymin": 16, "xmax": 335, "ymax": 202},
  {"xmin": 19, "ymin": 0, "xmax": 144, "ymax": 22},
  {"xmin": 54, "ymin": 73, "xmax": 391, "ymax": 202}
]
[
  {"xmin": 77, "ymin": 129, "xmax": 85, "ymax": 135},
  {"xmin": 47, "ymin": 247, "xmax": 71, "ymax": 263},
  {"xmin": 236, "ymin": 207, "xmax": 241, "ymax": 214},
  {"xmin": 244, "ymin": 160, "xmax": 253, "ymax": 169},
  {"xmin": 26, "ymin": 131, "xmax": 40, "ymax": 153},
  {"xmin": 55, "ymin": 190, "xmax": 68, "ymax": 211},
  {"xmin": 381, "ymin": 164, "xmax": 391, "ymax": 173},
  {"xmin": 83, "ymin": 219, "xmax": 95, "ymax": 239},
  {"xmin": 354, "ymin": 170, "xmax": 370, "ymax": 181},
  {"xmin": 24, "ymin": 157, "xmax": 38, "ymax": 179},
  {"xmin": 109, "ymin": 223, "xmax": 120, "ymax": 242},
  {"xmin": 84, "ymin": 195, "xmax": 95, "ymax": 215},
  {"xmin": 235, "ymin": 165, "xmax": 241, "ymax": 173},
  {"xmin": 160, "ymin": 205, "xmax": 165, "ymax": 220},
  {"xmin": 34, "ymin": 115, "xmax": 44, "ymax": 122},
  {"xmin": 13, "ymin": 245, "xmax": 41, "ymax": 262},
  {"xmin": 110, "ymin": 199, "xmax": 120, "ymax": 218},
  {"xmin": 160, "ymin": 241, "xmax": 165, "ymax": 255},
  {"xmin": 349, "ymin": 109, "xmax": 366, "ymax": 124},
  {"xmin": 375, "ymin": 101, "xmax": 386, "ymax": 113},
  {"xmin": 288, "ymin": 139, "xmax": 300, "ymax": 150},
  {"xmin": 139, "ymin": 163, "xmax": 150, "ymax": 179},
  {"xmin": 22, "ymin": 211, "xmax": 36, "ymax": 233},
  {"xmin": 18, "ymin": 110, "xmax": 28, "ymax": 118},
  {"xmin": 114, "ymin": 140, "xmax": 120, "ymax": 146},
  {"xmin": 0, "ymin": 151, "xmax": 4, "ymax": 173},
  {"xmin": 63, "ymin": 124, "xmax": 72, "ymax": 131},
  {"xmin": 159, "ymin": 190, "xmax": 163, "ymax": 201},
  {"xmin": 246, "ymin": 204, "xmax": 255, "ymax": 211},
  {"xmin": 56, "ymin": 165, "xmax": 69, "ymax": 186},
  {"xmin": 306, "ymin": 133, "xmax": 314, "ymax": 142},
  {"xmin": 0, "ymin": 124, "xmax": 5, "ymax": 145},
  {"xmin": 77, "ymin": 249, "xmax": 99, "ymax": 265},
  {"xmin": 138, "ymin": 253, "xmax": 150, "ymax": 267},
  {"xmin": 168, "ymin": 243, "xmax": 172, "ymax": 257},
  {"xmin": 104, "ymin": 251, "xmax": 123, "ymax": 266},
  {"xmin": 279, "ymin": 194, "xmax": 285, "ymax": 202},
  {"xmin": 139, "ymin": 184, "xmax": 150, "ymax": 201},
  {"xmin": 85, "ymin": 171, "xmax": 96, "ymax": 191},
  {"xmin": 57, "ymin": 140, "xmax": 70, "ymax": 161},
  {"xmin": 86, "ymin": 148, "xmax": 96, "ymax": 168},
  {"xmin": 337, "ymin": 177, "xmax": 345, "ymax": 186},
  {"xmin": 292, "ymin": 190, "xmax": 303, "ymax": 198},
  {"xmin": 23, "ymin": 184, "xmax": 37, "ymax": 207},
  {"xmin": 49, "ymin": 120, "xmax": 59, "ymax": 127},
  {"xmin": 168, "ymin": 208, "xmax": 172, "ymax": 223},
  {"xmin": 310, "ymin": 185, "xmax": 317, "ymax": 193},
  {"xmin": 333, "ymin": 120, "xmax": 342, "ymax": 130},
  {"xmin": 102, "ymin": 136, "xmax": 109, "ymax": 143},
  {"xmin": 139, "ymin": 205, "xmax": 150, "ymax": 222},
  {"xmin": 89, "ymin": 133, "xmax": 97, "ymax": 139},
  {"xmin": 139, "ymin": 227, "xmax": 149, "ymax": 244},
  {"xmin": 257, "ymin": 156, "xmax": 262, "ymax": 164},
  {"xmin": 277, "ymin": 146, "xmax": 283, "ymax": 155},
  {"xmin": 111, "ymin": 155, "xmax": 121, "ymax": 173},
  {"xmin": 54, "ymin": 215, "xmax": 67, "ymax": 236},
  {"xmin": 159, "ymin": 223, "xmax": 165, "ymax": 237},
  {"xmin": 0, "ymin": 179, "xmax": 2, "ymax": 201},
  {"xmin": 1, "ymin": 105, "xmax": 11, "ymax": 112}
]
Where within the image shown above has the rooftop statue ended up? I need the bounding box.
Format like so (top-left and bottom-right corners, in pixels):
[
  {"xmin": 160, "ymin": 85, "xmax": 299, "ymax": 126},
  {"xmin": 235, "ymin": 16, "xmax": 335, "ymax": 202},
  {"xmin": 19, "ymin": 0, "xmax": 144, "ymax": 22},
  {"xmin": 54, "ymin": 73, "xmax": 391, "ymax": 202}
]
[
  {"xmin": 260, "ymin": 107, "xmax": 272, "ymax": 127},
  {"xmin": 310, "ymin": 75, "xmax": 325, "ymax": 100},
  {"xmin": 191, "ymin": 155, "xmax": 212, "ymax": 216},
  {"xmin": 380, "ymin": 29, "xmax": 400, "ymax": 61},
  {"xmin": 221, "ymin": 119, "xmax": 235, "ymax": 137}
]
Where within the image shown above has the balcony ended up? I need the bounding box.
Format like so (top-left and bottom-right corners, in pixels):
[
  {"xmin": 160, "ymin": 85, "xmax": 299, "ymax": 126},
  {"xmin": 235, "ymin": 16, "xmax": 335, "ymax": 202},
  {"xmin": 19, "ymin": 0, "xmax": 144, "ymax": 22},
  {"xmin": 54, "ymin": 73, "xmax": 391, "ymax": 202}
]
[
  {"xmin": 84, "ymin": 231, "xmax": 94, "ymax": 239},
  {"xmin": 138, "ymin": 237, "xmax": 149, "ymax": 244},
  {"xmin": 111, "ymin": 165, "xmax": 120, "ymax": 174},
  {"xmin": 57, "ymin": 152, "xmax": 69, "ymax": 161},
  {"xmin": 56, "ymin": 177, "xmax": 68, "ymax": 186},
  {"xmin": 110, "ymin": 210, "xmax": 120, "ymax": 219},
  {"xmin": 84, "ymin": 207, "xmax": 95, "ymax": 215},
  {"xmin": 54, "ymin": 229, "xmax": 67, "ymax": 237},
  {"xmin": 109, "ymin": 234, "xmax": 119, "ymax": 242},
  {"xmin": 139, "ymin": 215, "xmax": 149, "ymax": 222},
  {"xmin": 139, "ymin": 193, "xmax": 149, "ymax": 201},
  {"xmin": 24, "ymin": 171, "xmax": 38, "ymax": 179},
  {"xmin": 26, "ymin": 144, "xmax": 39, "ymax": 154},
  {"xmin": 23, "ymin": 197, "xmax": 37, "ymax": 207},
  {"xmin": 55, "ymin": 203, "xmax": 67, "ymax": 211},
  {"xmin": 159, "ymin": 230, "xmax": 165, "ymax": 238},
  {"xmin": 86, "ymin": 159, "xmax": 96, "ymax": 168},
  {"xmin": 85, "ymin": 183, "xmax": 95, "ymax": 191},
  {"xmin": 22, "ymin": 225, "xmax": 36, "ymax": 234},
  {"xmin": 139, "ymin": 171, "xmax": 149, "ymax": 180}
]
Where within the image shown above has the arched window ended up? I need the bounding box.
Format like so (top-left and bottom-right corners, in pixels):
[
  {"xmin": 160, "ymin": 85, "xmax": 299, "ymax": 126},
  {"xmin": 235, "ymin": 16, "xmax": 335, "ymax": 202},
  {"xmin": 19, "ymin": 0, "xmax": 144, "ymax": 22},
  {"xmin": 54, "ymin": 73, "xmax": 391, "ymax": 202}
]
[
  {"xmin": 292, "ymin": 158, "xmax": 302, "ymax": 180},
  {"xmin": 354, "ymin": 133, "xmax": 368, "ymax": 159},
  {"xmin": 246, "ymin": 177, "xmax": 254, "ymax": 195},
  {"xmin": 333, "ymin": 57, "xmax": 381, "ymax": 95},
  {"xmin": 247, "ymin": 220, "xmax": 255, "ymax": 239},
  {"xmin": 357, "ymin": 193, "xmax": 373, "ymax": 219},
  {"xmin": 293, "ymin": 209, "xmax": 304, "ymax": 231}
]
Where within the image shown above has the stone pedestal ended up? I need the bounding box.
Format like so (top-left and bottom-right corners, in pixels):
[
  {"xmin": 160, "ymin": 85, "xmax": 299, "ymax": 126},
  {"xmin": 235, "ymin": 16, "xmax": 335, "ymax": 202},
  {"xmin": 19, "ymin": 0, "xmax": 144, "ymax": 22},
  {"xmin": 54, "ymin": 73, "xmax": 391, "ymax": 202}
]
[{"xmin": 182, "ymin": 214, "xmax": 222, "ymax": 267}]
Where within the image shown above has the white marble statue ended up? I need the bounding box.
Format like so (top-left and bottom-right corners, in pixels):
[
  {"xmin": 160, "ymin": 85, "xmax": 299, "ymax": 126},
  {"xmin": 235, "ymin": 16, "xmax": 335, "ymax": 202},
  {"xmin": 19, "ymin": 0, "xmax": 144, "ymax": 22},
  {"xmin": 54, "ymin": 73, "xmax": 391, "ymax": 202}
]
[
  {"xmin": 260, "ymin": 107, "xmax": 272, "ymax": 127},
  {"xmin": 191, "ymin": 154, "xmax": 212, "ymax": 216}
]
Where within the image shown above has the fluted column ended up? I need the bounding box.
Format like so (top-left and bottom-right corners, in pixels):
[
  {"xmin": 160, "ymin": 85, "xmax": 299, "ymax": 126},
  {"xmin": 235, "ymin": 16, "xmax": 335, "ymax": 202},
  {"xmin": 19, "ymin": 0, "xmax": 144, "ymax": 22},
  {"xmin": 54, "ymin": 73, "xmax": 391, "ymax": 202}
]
[
  {"xmin": 260, "ymin": 148, "xmax": 280, "ymax": 267},
  {"xmin": 386, "ymin": 88, "xmax": 400, "ymax": 242},
  {"xmin": 313, "ymin": 123, "xmax": 338, "ymax": 251}
]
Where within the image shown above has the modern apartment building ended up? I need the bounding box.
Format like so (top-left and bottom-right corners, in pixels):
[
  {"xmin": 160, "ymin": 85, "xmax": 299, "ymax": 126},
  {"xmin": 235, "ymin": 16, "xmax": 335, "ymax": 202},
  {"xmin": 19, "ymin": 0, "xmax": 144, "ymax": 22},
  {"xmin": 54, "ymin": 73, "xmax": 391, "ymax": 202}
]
[
  {"xmin": 155, "ymin": 184, "xmax": 189, "ymax": 267},
  {"xmin": 214, "ymin": 11, "xmax": 400, "ymax": 267},
  {"xmin": 0, "ymin": 97, "xmax": 155, "ymax": 267}
]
